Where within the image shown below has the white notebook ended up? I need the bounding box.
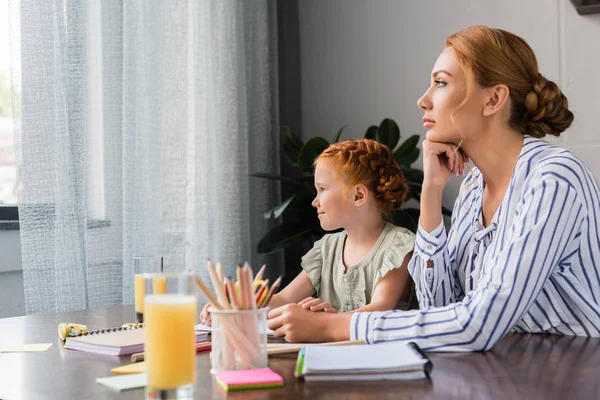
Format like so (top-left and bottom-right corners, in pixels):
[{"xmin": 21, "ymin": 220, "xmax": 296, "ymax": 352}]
[
  {"xmin": 296, "ymin": 341, "xmax": 432, "ymax": 381},
  {"xmin": 65, "ymin": 327, "xmax": 208, "ymax": 356}
]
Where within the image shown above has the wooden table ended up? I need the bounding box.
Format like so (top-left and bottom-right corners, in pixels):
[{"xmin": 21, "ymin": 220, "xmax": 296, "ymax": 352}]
[{"xmin": 0, "ymin": 305, "xmax": 598, "ymax": 399}]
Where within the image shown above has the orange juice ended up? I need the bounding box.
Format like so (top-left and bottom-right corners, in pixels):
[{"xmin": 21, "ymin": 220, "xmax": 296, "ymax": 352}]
[
  {"xmin": 144, "ymin": 294, "xmax": 197, "ymax": 389},
  {"xmin": 134, "ymin": 275, "xmax": 168, "ymax": 323},
  {"xmin": 134, "ymin": 274, "xmax": 145, "ymax": 319},
  {"xmin": 152, "ymin": 276, "xmax": 167, "ymax": 294}
]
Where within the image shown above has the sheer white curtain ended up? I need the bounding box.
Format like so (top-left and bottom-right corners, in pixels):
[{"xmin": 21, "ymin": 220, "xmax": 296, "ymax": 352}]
[{"xmin": 9, "ymin": 0, "xmax": 280, "ymax": 314}]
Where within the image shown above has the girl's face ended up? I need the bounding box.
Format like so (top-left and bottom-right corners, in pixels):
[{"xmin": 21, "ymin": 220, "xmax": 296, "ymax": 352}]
[
  {"xmin": 311, "ymin": 162, "xmax": 352, "ymax": 231},
  {"xmin": 417, "ymin": 47, "xmax": 487, "ymax": 144}
]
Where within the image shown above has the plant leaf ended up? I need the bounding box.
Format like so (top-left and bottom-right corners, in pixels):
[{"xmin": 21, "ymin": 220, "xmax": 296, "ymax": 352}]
[
  {"xmin": 376, "ymin": 118, "xmax": 400, "ymax": 150},
  {"xmin": 257, "ymin": 223, "xmax": 314, "ymax": 254},
  {"xmin": 331, "ymin": 126, "xmax": 345, "ymax": 143},
  {"xmin": 249, "ymin": 173, "xmax": 306, "ymax": 189},
  {"xmin": 407, "ymin": 182, "xmax": 422, "ymax": 200},
  {"xmin": 401, "ymin": 167, "xmax": 424, "ymax": 184},
  {"xmin": 364, "ymin": 125, "xmax": 378, "ymax": 139},
  {"xmin": 281, "ymin": 126, "xmax": 304, "ymax": 167},
  {"xmin": 297, "ymin": 136, "xmax": 330, "ymax": 173},
  {"xmin": 393, "ymin": 134, "xmax": 420, "ymax": 158},
  {"xmin": 397, "ymin": 147, "xmax": 420, "ymax": 168},
  {"xmin": 263, "ymin": 196, "xmax": 295, "ymax": 219}
]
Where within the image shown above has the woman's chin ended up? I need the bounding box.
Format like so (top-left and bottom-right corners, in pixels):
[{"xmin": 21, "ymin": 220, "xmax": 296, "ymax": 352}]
[{"xmin": 425, "ymin": 129, "xmax": 458, "ymax": 144}]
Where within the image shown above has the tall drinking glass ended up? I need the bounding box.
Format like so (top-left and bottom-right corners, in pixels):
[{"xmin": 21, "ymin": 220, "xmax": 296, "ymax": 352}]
[
  {"xmin": 133, "ymin": 256, "xmax": 163, "ymax": 323},
  {"xmin": 144, "ymin": 272, "xmax": 197, "ymax": 399}
]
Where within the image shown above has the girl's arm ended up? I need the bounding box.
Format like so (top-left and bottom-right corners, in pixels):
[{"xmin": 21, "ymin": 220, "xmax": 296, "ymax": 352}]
[
  {"xmin": 266, "ymin": 271, "xmax": 315, "ymax": 309},
  {"xmin": 352, "ymin": 253, "xmax": 412, "ymax": 312}
]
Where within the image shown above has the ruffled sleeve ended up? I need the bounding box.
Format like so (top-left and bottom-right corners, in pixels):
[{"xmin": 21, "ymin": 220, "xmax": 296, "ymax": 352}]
[
  {"xmin": 374, "ymin": 227, "xmax": 416, "ymax": 286},
  {"xmin": 301, "ymin": 237, "xmax": 325, "ymax": 293}
]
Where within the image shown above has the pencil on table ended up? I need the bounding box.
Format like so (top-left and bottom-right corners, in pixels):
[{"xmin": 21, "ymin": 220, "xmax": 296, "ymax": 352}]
[
  {"xmin": 226, "ymin": 277, "xmax": 240, "ymax": 309},
  {"xmin": 216, "ymin": 262, "xmax": 224, "ymax": 283},
  {"xmin": 254, "ymin": 279, "xmax": 269, "ymax": 305},
  {"xmin": 196, "ymin": 271, "xmax": 256, "ymax": 369},
  {"xmin": 195, "ymin": 275, "xmax": 223, "ymax": 310},
  {"xmin": 208, "ymin": 260, "xmax": 230, "ymax": 310},
  {"xmin": 243, "ymin": 263, "xmax": 256, "ymax": 309},
  {"xmin": 254, "ymin": 264, "xmax": 267, "ymax": 283},
  {"xmin": 259, "ymin": 275, "xmax": 282, "ymax": 308},
  {"xmin": 237, "ymin": 265, "xmax": 247, "ymax": 309}
]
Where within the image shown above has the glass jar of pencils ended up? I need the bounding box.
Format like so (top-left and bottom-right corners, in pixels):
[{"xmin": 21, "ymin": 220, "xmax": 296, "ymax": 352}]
[{"xmin": 210, "ymin": 307, "xmax": 269, "ymax": 372}]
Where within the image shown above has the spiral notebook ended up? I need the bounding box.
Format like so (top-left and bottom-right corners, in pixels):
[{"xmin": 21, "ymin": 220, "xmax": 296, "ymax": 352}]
[
  {"xmin": 64, "ymin": 326, "xmax": 208, "ymax": 356},
  {"xmin": 295, "ymin": 341, "xmax": 433, "ymax": 381}
]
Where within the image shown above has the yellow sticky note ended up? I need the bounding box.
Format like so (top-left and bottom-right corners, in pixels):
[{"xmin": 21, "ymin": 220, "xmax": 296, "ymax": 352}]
[
  {"xmin": 0, "ymin": 343, "xmax": 53, "ymax": 353},
  {"xmin": 111, "ymin": 361, "xmax": 147, "ymax": 375}
]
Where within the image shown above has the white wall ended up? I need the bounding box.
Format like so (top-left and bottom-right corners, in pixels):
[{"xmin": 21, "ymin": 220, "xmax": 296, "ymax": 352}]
[{"xmin": 297, "ymin": 0, "xmax": 600, "ymax": 209}]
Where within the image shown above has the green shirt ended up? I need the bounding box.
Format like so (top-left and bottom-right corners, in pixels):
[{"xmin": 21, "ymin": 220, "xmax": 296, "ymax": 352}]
[{"xmin": 301, "ymin": 222, "xmax": 416, "ymax": 312}]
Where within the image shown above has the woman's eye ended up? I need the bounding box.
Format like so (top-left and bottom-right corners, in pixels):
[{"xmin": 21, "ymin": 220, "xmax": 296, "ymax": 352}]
[{"xmin": 435, "ymin": 80, "xmax": 447, "ymax": 87}]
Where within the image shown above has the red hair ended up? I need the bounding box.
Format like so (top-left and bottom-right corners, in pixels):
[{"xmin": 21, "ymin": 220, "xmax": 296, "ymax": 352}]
[{"xmin": 315, "ymin": 139, "xmax": 408, "ymax": 216}]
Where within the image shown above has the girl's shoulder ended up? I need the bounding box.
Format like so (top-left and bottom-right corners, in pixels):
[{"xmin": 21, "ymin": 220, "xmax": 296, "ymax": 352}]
[
  {"xmin": 385, "ymin": 223, "xmax": 416, "ymax": 245},
  {"xmin": 372, "ymin": 224, "xmax": 416, "ymax": 280},
  {"xmin": 306, "ymin": 229, "xmax": 347, "ymax": 254}
]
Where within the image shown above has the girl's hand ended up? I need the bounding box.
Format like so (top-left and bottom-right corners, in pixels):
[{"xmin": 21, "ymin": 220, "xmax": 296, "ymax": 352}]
[
  {"xmin": 298, "ymin": 296, "xmax": 337, "ymax": 313},
  {"xmin": 199, "ymin": 302, "xmax": 212, "ymax": 326},
  {"xmin": 422, "ymin": 140, "xmax": 469, "ymax": 188}
]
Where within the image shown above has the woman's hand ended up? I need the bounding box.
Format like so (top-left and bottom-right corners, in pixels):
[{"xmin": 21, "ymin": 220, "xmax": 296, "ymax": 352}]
[
  {"xmin": 422, "ymin": 140, "xmax": 469, "ymax": 189},
  {"xmin": 298, "ymin": 297, "xmax": 337, "ymax": 313},
  {"xmin": 199, "ymin": 302, "xmax": 212, "ymax": 326}
]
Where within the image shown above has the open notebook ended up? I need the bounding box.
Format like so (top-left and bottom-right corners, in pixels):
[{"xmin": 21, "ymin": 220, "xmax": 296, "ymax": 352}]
[
  {"xmin": 295, "ymin": 341, "xmax": 433, "ymax": 381},
  {"xmin": 64, "ymin": 326, "xmax": 208, "ymax": 356}
]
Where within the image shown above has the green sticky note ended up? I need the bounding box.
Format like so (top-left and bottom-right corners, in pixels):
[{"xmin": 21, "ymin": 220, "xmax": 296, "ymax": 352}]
[{"xmin": 0, "ymin": 343, "xmax": 53, "ymax": 353}]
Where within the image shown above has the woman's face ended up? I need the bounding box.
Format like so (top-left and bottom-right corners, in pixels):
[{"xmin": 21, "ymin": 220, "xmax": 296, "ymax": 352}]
[{"xmin": 417, "ymin": 47, "xmax": 486, "ymax": 144}]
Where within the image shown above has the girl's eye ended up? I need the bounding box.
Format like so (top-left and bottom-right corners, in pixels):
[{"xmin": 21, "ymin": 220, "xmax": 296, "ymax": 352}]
[{"xmin": 435, "ymin": 80, "xmax": 447, "ymax": 88}]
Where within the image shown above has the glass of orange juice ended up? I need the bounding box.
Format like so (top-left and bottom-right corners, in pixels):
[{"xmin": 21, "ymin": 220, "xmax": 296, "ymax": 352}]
[
  {"xmin": 144, "ymin": 271, "xmax": 197, "ymax": 399},
  {"xmin": 133, "ymin": 256, "xmax": 163, "ymax": 323}
]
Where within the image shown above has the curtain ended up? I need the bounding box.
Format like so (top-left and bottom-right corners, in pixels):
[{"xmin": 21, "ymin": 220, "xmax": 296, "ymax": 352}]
[{"xmin": 9, "ymin": 0, "xmax": 280, "ymax": 314}]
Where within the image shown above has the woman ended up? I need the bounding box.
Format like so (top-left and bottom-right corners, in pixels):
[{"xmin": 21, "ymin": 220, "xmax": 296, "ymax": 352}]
[{"xmin": 267, "ymin": 25, "xmax": 600, "ymax": 351}]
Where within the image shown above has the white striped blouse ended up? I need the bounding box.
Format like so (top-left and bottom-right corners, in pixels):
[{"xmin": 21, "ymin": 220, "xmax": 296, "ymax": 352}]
[{"xmin": 350, "ymin": 135, "xmax": 600, "ymax": 351}]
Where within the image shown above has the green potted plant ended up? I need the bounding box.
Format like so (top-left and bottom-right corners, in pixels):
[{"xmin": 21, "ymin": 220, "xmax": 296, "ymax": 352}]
[{"xmin": 251, "ymin": 118, "xmax": 451, "ymax": 255}]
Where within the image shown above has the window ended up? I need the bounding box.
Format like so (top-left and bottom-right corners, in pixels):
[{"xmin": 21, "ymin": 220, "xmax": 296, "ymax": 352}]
[{"xmin": 0, "ymin": 1, "xmax": 19, "ymax": 219}]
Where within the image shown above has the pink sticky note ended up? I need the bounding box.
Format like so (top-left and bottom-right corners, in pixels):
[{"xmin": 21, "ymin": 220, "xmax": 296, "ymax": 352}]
[{"xmin": 215, "ymin": 368, "xmax": 283, "ymax": 391}]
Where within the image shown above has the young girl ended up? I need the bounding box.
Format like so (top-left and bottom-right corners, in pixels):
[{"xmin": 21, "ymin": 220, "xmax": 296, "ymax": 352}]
[
  {"xmin": 267, "ymin": 25, "xmax": 600, "ymax": 348},
  {"xmin": 201, "ymin": 138, "xmax": 415, "ymax": 323}
]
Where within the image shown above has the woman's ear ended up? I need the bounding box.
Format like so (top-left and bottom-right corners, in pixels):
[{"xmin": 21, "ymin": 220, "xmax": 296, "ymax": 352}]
[
  {"xmin": 353, "ymin": 184, "xmax": 369, "ymax": 207},
  {"xmin": 482, "ymin": 84, "xmax": 510, "ymax": 117}
]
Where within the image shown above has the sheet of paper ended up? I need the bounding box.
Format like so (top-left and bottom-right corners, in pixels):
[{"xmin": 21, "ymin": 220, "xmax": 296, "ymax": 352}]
[
  {"xmin": 111, "ymin": 361, "xmax": 147, "ymax": 375},
  {"xmin": 0, "ymin": 343, "xmax": 53, "ymax": 353},
  {"xmin": 96, "ymin": 373, "xmax": 147, "ymax": 391}
]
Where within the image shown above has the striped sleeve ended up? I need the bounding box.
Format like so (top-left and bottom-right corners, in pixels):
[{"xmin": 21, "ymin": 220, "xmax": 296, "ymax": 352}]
[
  {"xmin": 408, "ymin": 199, "xmax": 463, "ymax": 308},
  {"xmin": 352, "ymin": 176, "xmax": 583, "ymax": 351}
]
